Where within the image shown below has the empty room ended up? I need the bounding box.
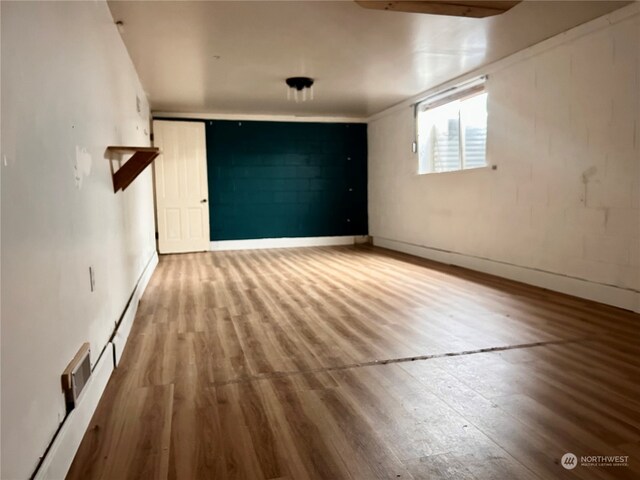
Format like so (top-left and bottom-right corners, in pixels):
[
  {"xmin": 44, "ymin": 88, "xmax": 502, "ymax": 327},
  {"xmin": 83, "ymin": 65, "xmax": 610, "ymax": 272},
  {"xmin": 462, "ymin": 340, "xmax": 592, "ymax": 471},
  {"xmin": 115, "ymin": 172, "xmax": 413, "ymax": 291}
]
[{"xmin": 1, "ymin": 0, "xmax": 639, "ymax": 479}]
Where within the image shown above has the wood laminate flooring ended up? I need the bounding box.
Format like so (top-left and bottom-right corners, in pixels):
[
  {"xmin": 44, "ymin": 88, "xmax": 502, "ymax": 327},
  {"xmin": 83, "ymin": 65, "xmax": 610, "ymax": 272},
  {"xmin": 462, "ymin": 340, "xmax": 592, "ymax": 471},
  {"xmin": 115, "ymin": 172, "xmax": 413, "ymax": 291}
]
[{"xmin": 68, "ymin": 245, "xmax": 640, "ymax": 479}]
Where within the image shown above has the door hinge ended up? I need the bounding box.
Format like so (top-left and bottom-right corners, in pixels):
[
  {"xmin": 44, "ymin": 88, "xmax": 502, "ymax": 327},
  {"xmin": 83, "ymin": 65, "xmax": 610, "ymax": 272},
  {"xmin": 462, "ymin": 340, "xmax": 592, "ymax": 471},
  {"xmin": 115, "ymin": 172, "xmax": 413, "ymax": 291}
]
[
  {"xmin": 155, "ymin": 231, "xmax": 159, "ymax": 240},
  {"xmin": 150, "ymin": 133, "xmax": 154, "ymax": 142}
]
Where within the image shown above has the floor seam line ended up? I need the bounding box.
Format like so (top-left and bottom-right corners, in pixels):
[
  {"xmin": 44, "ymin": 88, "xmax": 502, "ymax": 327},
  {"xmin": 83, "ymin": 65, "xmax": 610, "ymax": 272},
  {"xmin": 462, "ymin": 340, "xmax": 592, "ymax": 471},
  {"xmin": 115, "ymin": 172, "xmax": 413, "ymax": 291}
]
[{"xmin": 212, "ymin": 336, "xmax": 595, "ymax": 387}]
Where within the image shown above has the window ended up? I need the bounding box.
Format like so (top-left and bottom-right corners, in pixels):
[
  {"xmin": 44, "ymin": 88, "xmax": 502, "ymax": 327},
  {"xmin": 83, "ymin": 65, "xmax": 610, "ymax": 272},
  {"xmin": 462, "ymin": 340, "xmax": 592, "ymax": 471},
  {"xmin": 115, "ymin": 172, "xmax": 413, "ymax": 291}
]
[{"xmin": 417, "ymin": 78, "xmax": 488, "ymax": 174}]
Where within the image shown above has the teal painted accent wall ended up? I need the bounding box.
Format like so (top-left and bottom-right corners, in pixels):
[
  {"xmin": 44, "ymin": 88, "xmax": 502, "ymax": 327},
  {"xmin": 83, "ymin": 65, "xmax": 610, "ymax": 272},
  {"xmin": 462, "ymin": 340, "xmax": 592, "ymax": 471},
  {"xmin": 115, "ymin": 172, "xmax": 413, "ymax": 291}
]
[{"xmin": 206, "ymin": 120, "xmax": 367, "ymax": 241}]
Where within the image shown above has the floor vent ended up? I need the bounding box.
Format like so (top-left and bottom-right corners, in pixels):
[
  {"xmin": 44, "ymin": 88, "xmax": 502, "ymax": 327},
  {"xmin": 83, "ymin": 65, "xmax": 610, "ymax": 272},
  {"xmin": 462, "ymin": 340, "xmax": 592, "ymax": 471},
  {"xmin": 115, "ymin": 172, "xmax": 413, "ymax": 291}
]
[{"xmin": 61, "ymin": 343, "xmax": 91, "ymax": 412}]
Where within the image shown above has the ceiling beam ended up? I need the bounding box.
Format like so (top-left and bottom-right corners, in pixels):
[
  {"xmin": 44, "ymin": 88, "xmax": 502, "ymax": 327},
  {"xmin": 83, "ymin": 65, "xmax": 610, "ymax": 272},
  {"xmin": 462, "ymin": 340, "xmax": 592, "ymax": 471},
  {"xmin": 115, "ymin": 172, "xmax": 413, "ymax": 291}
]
[{"xmin": 354, "ymin": 1, "xmax": 522, "ymax": 18}]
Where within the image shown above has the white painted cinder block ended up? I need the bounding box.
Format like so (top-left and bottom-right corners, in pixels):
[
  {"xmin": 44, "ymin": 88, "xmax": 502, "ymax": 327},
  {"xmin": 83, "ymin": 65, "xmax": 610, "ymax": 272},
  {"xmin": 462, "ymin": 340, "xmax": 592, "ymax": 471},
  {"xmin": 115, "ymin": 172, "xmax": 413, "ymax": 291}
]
[
  {"xmin": 368, "ymin": 6, "xmax": 640, "ymax": 311},
  {"xmin": 583, "ymin": 235, "xmax": 631, "ymax": 266},
  {"xmin": 605, "ymin": 208, "xmax": 640, "ymax": 238}
]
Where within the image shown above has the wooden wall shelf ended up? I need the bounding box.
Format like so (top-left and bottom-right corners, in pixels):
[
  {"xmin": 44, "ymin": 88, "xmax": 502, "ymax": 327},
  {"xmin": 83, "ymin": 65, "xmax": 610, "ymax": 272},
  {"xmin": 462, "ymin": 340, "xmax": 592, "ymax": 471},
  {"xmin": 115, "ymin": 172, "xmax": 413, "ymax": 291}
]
[{"xmin": 106, "ymin": 146, "xmax": 160, "ymax": 193}]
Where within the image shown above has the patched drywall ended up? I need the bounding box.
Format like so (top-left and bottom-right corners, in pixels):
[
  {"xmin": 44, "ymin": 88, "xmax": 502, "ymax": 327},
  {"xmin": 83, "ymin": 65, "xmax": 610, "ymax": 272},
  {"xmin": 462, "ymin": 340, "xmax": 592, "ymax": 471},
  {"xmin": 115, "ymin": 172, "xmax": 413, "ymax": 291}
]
[
  {"xmin": 369, "ymin": 7, "xmax": 639, "ymax": 306},
  {"xmin": 1, "ymin": 2, "xmax": 156, "ymax": 478},
  {"xmin": 73, "ymin": 146, "xmax": 93, "ymax": 189}
]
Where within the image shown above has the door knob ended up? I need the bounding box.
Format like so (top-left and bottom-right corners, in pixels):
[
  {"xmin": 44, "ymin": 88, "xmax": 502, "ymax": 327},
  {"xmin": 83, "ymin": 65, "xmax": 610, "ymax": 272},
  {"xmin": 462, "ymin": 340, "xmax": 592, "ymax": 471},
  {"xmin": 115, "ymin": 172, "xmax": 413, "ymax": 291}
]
[{"xmin": 201, "ymin": 199, "xmax": 207, "ymax": 203}]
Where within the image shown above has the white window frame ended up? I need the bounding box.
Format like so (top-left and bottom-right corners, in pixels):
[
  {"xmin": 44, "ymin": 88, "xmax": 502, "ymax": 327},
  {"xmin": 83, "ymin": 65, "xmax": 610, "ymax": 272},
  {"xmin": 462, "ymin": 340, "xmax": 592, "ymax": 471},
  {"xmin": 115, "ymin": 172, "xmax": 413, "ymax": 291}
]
[{"xmin": 416, "ymin": 76, "xmax": 488, "ymax": 175}]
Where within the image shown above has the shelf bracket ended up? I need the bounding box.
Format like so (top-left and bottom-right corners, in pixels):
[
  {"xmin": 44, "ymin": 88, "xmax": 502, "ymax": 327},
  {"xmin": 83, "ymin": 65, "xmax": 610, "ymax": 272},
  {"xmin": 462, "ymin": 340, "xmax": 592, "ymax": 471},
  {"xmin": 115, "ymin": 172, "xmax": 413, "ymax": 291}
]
[{"xmin": 106, "ymin": 146, "xmax": 160, "ymax": 193}]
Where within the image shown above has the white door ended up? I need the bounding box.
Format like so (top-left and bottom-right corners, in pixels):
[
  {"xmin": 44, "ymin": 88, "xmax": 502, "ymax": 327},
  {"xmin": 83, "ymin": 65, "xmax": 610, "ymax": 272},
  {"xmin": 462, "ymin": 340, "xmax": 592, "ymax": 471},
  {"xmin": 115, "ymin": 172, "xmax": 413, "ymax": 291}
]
[{"xmin": 153, "ymin": 120, "xmax": 210, "ymax": 253}]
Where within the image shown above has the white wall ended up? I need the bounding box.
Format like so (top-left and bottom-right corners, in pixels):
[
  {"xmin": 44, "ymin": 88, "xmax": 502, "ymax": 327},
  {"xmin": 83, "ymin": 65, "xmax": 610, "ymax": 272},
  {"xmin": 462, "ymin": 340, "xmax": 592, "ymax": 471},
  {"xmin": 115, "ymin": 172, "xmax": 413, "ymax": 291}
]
[
  {"xmin": 369, "ymin": 5, "xmax": 640, "ymax": 311},
  {"xmin": 1, "ymin": 2, "xmax": 156, "ymax": 478}
]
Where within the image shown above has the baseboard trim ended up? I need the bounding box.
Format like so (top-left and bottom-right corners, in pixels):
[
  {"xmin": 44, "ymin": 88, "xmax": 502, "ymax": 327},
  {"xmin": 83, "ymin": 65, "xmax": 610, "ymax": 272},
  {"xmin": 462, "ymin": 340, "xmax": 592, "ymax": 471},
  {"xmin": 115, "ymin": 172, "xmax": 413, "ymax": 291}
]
[
  {"xmin": 31, "ymin": 250, "xmax": 159, "ymax": 480},
  {"xmin": 373, "ymin": 237, "xmax": 640, "ymax": 313},
  {"xmin": 112, "ymin": 251, "xmax": 159, "ymax": 365},
  {"xmin": 33, "ymin": 343, "xmax": 114, "ymax": 480},
  {"xmin": 210, "ymin": 236, "xmax": 362, "ymax": 251}
]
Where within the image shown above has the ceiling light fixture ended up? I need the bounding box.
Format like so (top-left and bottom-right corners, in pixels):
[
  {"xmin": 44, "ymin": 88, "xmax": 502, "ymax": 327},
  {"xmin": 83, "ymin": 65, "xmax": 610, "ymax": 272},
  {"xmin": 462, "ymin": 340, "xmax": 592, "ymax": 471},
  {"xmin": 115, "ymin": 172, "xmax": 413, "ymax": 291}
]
[{"xmin": 286, "ymin": 77, "xmax": 314, "ymax": 102}]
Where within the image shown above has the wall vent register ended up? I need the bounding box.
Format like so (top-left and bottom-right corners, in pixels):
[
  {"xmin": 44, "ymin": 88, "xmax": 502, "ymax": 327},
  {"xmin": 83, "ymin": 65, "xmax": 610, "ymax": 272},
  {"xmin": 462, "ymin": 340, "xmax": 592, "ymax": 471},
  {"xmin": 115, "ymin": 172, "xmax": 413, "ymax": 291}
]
[{"xmin": 61, "ymin": 343, "xmax": 91, "ymax": 412}]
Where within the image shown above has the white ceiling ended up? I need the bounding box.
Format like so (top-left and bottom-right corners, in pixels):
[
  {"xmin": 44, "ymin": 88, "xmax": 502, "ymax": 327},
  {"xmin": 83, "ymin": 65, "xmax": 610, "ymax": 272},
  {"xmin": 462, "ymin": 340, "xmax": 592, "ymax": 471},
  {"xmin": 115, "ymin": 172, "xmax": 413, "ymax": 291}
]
[{"xmin": 108, "ymin": 0, "xmax": 629, "ymax": 118}]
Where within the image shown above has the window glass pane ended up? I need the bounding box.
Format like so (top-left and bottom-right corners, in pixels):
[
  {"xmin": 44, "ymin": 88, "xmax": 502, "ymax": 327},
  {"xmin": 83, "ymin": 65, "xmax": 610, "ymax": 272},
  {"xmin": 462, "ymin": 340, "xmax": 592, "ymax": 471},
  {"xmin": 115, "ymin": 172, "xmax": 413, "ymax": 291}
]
[
  {"xmin": 460, "ymin": 92, "xmax": 487, "ymax": 169},
  {"xmin": 419, "ymin": 100, "xmax": 461, "ymax": 173},
  {"xmin": 417, "ymin": 82, "xmax": 487, "ymax": 175}
]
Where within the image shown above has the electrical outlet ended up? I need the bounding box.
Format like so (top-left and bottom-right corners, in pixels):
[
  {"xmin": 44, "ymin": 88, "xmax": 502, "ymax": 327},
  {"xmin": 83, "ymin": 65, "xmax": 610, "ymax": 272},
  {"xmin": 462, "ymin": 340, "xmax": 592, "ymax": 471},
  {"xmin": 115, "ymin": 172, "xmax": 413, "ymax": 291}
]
[{"xmin": 89, "ymin": 266, "xmax": 95, "ymax": 292}]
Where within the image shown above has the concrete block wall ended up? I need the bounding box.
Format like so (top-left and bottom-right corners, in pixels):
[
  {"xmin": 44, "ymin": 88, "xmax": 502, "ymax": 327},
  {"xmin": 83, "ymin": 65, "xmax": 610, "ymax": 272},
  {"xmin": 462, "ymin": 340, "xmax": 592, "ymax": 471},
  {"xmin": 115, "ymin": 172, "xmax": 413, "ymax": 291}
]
[
  {"xmin": 207, "ymin": 120, "xmax": 368, "ymax": 240},
  {"xmin": 369, "ymin": 7, "xmax": 639, "ymax": 310}
]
